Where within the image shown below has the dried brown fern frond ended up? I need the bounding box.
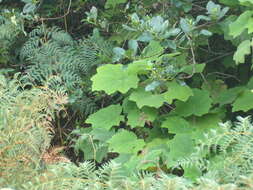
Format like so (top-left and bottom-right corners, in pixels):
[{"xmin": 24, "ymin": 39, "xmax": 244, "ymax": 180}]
[
  {"xmin": 42, "ymin": 146, "xmax": 71, "ymax": 165},
  {"xmin": 0, "ymin": 74, "xmax": 68, "ymax": 188}
]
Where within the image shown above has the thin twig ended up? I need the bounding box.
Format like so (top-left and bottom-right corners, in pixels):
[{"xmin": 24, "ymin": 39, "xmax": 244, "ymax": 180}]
[
  {"xmin": 202, "ymin": 51, "xmax": 234, "ymax": 64},
  {"xmin": 179, "ymin": 34, "xmax": 196, "ymax": 79},
  {"xmin": 39, "ymin": 0, "xmax": 72, "ymax": 21}
]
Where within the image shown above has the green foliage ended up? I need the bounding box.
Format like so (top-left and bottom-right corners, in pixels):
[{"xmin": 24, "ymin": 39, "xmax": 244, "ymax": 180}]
[
  {"xmin": 167, "ymin": 134, "xmax": 195, "ymax": 166},
  {"xmin": 0, "ymin": 10, "xmax": 25, "ymax": 67},
  {"xmin": 8, "ymin": 160, "xmax": 253, "ymax": 190},
  {"xmin": 179, "ymin": 117, "xmax": 253, "ymax": 183},
  {"xmin": 129, "ymin": 88, "xmax": 165, "ymax": 109},
  {"xmin": 105, "ymin": 0, "xmax": 127, "ymax": 9},
  {"xmin": 161, "ymin": 116, "xmax": 191, "ymax": 134},
  {"xmin": 164, "ymin": 81, "xmax": 193, "ymax": 104},
  {"xmin": 19, "ymin": 25, "xmax": 106, "ymax": 115},
  {"xmin": 3, "ymin": 92, "xmax": 253, "ymax": 190},
  {"xmin": 232, "ymin": 90, "xmax": 253, "ymax": 112},
  {"xmin": 91, "ymin": 64, "xmax": 139, "ymax": 94},
  {"xmin": 233, "ymin": 40, "xmax": 252, "ymax": 64},
  {"xmin": 229, "ymin": 11, "xmax": 253, "ymax": 38},
  {"xmin": 174, "ymin": 89, "xmax": 212, "ymax": 117},
  {"xmin": 3, "ymin": 0, "xmax": 253, "ymax": 189},
  {"xmin": 108, "ymin": 130, "xmax": 145, "ymax": 154},
  {"xmin": 86, "ymin": 104, "xmax": 124, "ymax": 130},
  {"xmin": 74, "ymin": 0, "xmax": 253, "ymax": 176}
]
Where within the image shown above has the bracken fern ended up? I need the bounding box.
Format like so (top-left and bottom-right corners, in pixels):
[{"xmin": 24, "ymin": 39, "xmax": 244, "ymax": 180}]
[
  {"xmin": 175, "ymin": 116, "xmax": 253, "ymax": 184},
  {"xmin": 19, "ymin": 25, "xmax": 108, "ymax": 115},
  {"xmin": 0, "ymin": 74, "xmax": 67, "ymax": 188}
]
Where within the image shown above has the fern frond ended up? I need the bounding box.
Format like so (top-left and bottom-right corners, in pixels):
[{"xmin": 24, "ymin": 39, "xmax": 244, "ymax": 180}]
[
  {"xmin": 19, "ymin": 25, "xmax": 102, "ymax": 115},
  {"xmin": 98, "ymin": 161, "xmax": 125, "ymax": 183},
  {"xmin": 0, "ymin": 74, "xmax": 67, "ymax": 188},
  {"xmin": 180, "ymin": 116, "xmax": 253, "ymax": 183}
]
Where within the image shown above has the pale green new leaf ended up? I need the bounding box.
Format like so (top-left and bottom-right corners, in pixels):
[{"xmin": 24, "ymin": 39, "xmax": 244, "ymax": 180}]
[
  {"xmin": 239, "ymin": 0, "xmax": 253, "ymax": 6},
  {"xmin": 86, "ymin": 104, "xmax": 124, "ymax": 130},
  {"xmin": 129, "ymin": 88, "xmax": 165, "ymax": 108},
  {"xmin": 233, "ymin": 40, "xmax": 252, "ymax": 64},
  {"xmin": 127, "ymin": 60, "xmax": 152, "ymax": 74},
  {"xmin": 107, "ymin": 130, "xmax": 145, "ymax": 154},
  {"xmin": 229, "ymin": 11, "xmax": 253, "ymax": 38},
  {"xmin": 174, "ymin": 89, "xmax": 212, "ymax": 117},
  {"xmin": 128, "ymin": 39, "xmax": 138, "ymax": 55},
  {"xmin": 23, "ymin": 3, "xmax": 36, "ymax": 13},
  {"xmin": 91, "ymin": 64, "xmax": 139, "ymax": 94},
  {"xmin": 232, "ymin": 89, "xmax": 253, "ymax": 112},
  {"xmin": 164, "ymin": 81, "xmax": 193, "ymax": 104},
  {"xmin": 247, "ymin": 18, "xmax": 253, "ymax": 33}
]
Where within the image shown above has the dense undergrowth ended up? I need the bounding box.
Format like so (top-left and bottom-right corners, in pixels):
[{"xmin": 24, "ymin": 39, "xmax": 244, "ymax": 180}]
[{"xmin": 2, "ymin": 0, "xmax": 253, "ymax": 189}]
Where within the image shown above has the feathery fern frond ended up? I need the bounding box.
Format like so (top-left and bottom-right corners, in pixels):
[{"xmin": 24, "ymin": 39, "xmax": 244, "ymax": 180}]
[
  {"xmin": 177, "ymin": 116, "xmax": 253, "ymax": 183},
  {"xmin": 0, "ymin": 74, "xmax": 67, "ymax": 188},
  {"xmin": 19, "ymin": 25, "xmax": 104, "ymax": 115}
]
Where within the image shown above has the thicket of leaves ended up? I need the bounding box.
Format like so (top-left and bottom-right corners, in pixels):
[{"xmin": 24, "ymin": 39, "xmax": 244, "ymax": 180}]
[
  {"xmin": 74, "ymin": 0, "xmax": 253, "ymax": 177},
  {"xmin": 2, "ymin": 0, "xmax": 253, "ymax": 189}
]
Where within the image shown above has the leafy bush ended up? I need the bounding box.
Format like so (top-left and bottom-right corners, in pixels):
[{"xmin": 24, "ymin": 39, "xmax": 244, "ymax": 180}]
[
  {"xmin": 73, "ymin": 0, "xmax": 243, "ymax": 175},
  {"xmin": 2, "ymin": 0, "xmax": 253, "ymax": 189},
  {"xmin": 4, "ymin": 114, "xmax": 253, "ymax": 189}
]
